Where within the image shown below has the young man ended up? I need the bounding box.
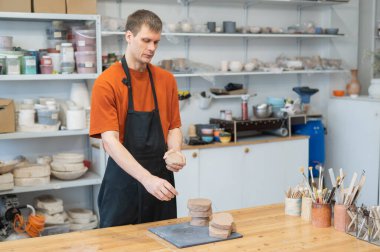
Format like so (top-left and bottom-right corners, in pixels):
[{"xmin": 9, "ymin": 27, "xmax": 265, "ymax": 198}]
[{"xmin": 90, "ymin": 9, "xmax": 186, "ymax": 228}]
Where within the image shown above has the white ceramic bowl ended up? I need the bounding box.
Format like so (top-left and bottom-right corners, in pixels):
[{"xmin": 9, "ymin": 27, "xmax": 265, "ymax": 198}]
[
  {"xmin": 51, "ymin": 168, "xmax": 87, "ymax": 180},
  {"xmin": 229, "ymin": 61, "xmax": 243, "ymax": 72}
]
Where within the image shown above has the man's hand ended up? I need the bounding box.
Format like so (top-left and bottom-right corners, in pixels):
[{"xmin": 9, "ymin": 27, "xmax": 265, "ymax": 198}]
[
  {"xmin": 163, "ymin": 149, "xmax": 186, "ymax": 172},
  {"xmin": 141, "ymin": 174, "xmax": 178, "ymax": 201}
]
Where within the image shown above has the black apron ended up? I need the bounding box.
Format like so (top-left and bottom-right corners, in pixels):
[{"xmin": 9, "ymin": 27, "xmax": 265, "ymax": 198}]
[{"xmin": 98, "ymin": 57, "xmax": 177, "ymax": 228}]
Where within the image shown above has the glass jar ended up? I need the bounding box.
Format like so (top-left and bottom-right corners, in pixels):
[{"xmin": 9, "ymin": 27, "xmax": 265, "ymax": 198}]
[
  {"xmin": 6, "ymin": 55, "xmax": 20, "ymax": 75},
  {"xmin": 60, "ymin": 42, "xmax": 75, "ymax": 74}
]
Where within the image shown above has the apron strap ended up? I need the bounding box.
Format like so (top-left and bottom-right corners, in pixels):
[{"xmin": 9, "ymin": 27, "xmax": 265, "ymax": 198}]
[{"xmin": 121, "ymin": 56, "xmax": 159, "ymax": 112}]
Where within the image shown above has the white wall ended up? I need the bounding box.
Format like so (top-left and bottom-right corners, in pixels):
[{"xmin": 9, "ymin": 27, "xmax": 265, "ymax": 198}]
[{"xmin": 98, "ymin": 0, "xmax": 359, "ymax": 134}]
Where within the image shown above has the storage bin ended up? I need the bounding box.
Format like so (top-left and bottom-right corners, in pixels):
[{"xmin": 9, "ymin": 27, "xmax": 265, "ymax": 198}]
[
  {"xmin": 46, "ymin": 29, "xmax": 67, "ymax": 40},
  {"xmin": 18, "ymin": 109, "xmax": 35, "ymax": 126},
  {"xmin": 60, "ymin": 43, "xmax": 75, "ymax": 74},
  {"xmin": 47, "ymin": 39, "xmax": 67, "ymax": 51},
  {"xmin": 37, "ymin": 109, "xmax": 59, "ymax": 125},
  {"xmin": 40, "ymin": 64, "xmax": 53, "ymax": 74},
  {"xmin": 0, "ymin": 36, "xmax": 13, "ymax": 49},
  {"xmin": 74, "ymin": 30, "xmax": 96, "ymax": 48},
  {"xmin": 75, "ymin": 51, "xmax": 96, "ymax": 73},
  {"xmin": 6, "ymin": 55, "xmax": 21, "ymax": 75}
]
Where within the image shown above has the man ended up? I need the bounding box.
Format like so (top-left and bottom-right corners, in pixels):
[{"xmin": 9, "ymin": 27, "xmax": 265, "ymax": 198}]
[{"xmin": 90, "ymin": 9, "xmax": 186, "ymax": 228}]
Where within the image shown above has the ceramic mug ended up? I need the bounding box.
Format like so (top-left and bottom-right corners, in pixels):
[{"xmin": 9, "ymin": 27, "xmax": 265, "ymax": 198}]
[{"xmin": 207, "ymin": 22, "xmax": 216, "ymax": 32}]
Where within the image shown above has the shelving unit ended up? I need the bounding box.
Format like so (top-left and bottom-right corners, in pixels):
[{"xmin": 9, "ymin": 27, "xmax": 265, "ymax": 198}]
[{"xmin": 0, "ymin": 12, "xmax": 104, "ymax": 217}]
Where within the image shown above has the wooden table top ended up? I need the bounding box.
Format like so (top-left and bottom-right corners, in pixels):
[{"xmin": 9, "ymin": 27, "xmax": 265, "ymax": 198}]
[{"xmin": 0, "ymin": 204, "xmax": 377, "ymax": 251}]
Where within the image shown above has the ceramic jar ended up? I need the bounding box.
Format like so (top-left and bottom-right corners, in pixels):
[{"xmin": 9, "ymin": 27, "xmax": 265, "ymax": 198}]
[
  {"xmin": 284, "ymin": 197, "xmax": 301, "ymax": 216},
  {"xmin": 334, "ymin": 204, "xmax": 349, "ymax": 232},
  {"xmin": 312, "ymin": 203, "xmax": 331, "ymax": 228},
  {"xmin": 369, "ymin": 79, "xmax": 380, "ymax": 99},
  {"xmin": 346, "ymin": 69, "xmax": 361, "ymax": 97}
]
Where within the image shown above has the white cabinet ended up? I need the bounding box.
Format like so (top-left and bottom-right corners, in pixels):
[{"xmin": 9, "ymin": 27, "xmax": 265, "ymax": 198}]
[
  {"xmin": 174, "ymin": 149, "xmax": 200, "ymax": 217},
  {"xmin": 175, "ymin": 138, "xmax": 309, "ymax": 212},
  {"xmin": 0, "ymin": 12, "xmax": 103, "ymax": 215},
  {"xmin": 327, "ymin": 98, "xmax": 380, "ymax": 206},
  {"xmin": 242, "ymin": 139, "xmax": 308, "ymax": 207},
  {"xmin": 199, "ymin": 145, "xmax": 246, "ymax": 212}
]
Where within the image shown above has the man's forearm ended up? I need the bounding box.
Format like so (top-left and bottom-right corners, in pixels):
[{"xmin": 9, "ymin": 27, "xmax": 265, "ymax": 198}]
[{"xmin": 167, "ymin": 128, "xmax": 183, "ymax": 151}]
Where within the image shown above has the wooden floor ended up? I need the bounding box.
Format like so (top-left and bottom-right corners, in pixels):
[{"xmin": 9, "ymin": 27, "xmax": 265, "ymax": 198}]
[{"xmin": 0, "ymin": 204, "xmax": 378, "ymax": 251}]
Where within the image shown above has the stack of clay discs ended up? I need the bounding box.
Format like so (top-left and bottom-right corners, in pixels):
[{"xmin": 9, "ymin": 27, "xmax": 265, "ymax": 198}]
[
  {"xmin": 0, "ymin": 173, "xmax": 14, "ymax": 191},
  {"xmin": 34, "ymin": 195, "xmax": 65, "ymax": 225},
  {"xmin": 187, "ymin": 198, "xmax": 212, "ymax": 226},
  {"xmin": 13, "ymin": 164, "xmax": 50, "ymax": 186},
  {"xmin": 209, "ymin": 212, "xmax": 236, "ymax": 239},
  {"xmin": 67, "ymin": 208, "xmax": 98, "ymax": 231}
]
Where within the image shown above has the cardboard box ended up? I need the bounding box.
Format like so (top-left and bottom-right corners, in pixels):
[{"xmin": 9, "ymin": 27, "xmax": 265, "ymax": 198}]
[
  {"xmin": 33, "ymin": 0, "xmax": 66, "ymax": 14},
  {"xmin": 0, "ymin": 99, "xmax": 16, "ymax": 133},
  {"xmin": 66, "ymin": 0, "xmax": 96, "ymax": 14},
  {"xmin": 0, "ymin": 0, "xmax": 31, "ymax": 12}
]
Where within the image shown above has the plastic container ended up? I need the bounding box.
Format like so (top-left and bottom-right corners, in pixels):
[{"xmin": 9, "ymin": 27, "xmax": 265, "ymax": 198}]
[
  {"xmin": 40, "ymin": 55, "xmax": 52, "ymax": 65},
  {"xmin": 47, "ymin": 39, "xmax": 67, "ymax": 51},
  {"xmin": 74, "ymin": 51, "xmax": 96, "ymax": 73},
  {"xmin": 74, "ymin": 30, "xmax": 96, "ymax": 49},
  {"xmin": 46, "ymin": 28, "xmax": 67, "ymax": 40},
  {"xmin": 293, "ymin": 118, "xmax": 325, "ymax": 178},
  {"xmin": 37, "ymin": 109, "xmax": 59, "ymax": 125},
  {"xmin": 47, "ymin": 52, "xmax": 61, "ymax": 73},
  {"xmin": 60, "ymin": 43, "xmax": 75, "ymax": 74},
  {"xmin": 18, "ymin": 109, "xmax": 35, "ymax": 126},
  {"xmin": 40, "ymin": 64, "xmax": 53, "ymax": 74},
  {"xmin": 0, "ymin": 36, "xmax": 13, "ymax": 49},
  {"xmin": 6, "ymin": 55, "xmax": 20, "ymax": 75},
  {"xmin": 21, "ymin": 55, "xmax": 37, "ymax": 75}
]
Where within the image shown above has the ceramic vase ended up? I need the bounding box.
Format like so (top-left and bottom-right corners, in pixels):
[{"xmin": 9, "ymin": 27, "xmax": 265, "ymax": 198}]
[{"xmin": 346, "ymin": 69, "xmax": 361, "ymax": 97}]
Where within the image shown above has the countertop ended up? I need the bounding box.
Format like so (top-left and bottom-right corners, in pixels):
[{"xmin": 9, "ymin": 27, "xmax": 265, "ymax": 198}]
[
  {"xmin": 0, "ymin": 204, "xmax": 377, "ymax": 251},
  {"xmin": 182, "ymin": 135, "xmax": 309, "ymax": 150}
]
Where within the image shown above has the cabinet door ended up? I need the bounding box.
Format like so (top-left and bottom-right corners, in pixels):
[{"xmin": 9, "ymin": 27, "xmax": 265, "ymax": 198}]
[
  {"xmin": 199, "ymin": 146, "xmax": 245, "ymax": 212},
  {"xmin": 174, "ymin": 149, "xmax": 200, "ymax": 217},
  {"xmin": 327, "ymin": 99, "xmax": 380, "ymax": 206},
  {"xmin": 242, "ymin": 139, "xmax": 308, "ymax": 208}
]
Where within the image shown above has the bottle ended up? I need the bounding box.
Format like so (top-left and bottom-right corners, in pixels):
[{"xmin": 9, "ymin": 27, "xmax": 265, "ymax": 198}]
[
  {"xmin": 346, "ymin": 69, "xmax": 361, "ymax": 97},
  {"xmin": 241, "ymin": 95, "xmax": 249, "ymax": 120}
]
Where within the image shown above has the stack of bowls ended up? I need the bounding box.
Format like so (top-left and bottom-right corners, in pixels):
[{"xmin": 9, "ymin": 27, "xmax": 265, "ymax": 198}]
[{"xmin": 201, "ymin": 128, "xmax": 214, "ymax": 143}]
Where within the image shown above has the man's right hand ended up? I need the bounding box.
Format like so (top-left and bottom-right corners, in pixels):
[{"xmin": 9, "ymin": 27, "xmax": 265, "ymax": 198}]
[{"xmin": 141, "ymin": 174, "xmax": 178, "ymax": 201}]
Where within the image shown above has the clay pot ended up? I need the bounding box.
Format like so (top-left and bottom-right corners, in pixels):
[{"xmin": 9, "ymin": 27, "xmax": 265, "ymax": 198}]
[{"xmin": 346, "ymin": 69, "xmax": 361, "ymax": 97}]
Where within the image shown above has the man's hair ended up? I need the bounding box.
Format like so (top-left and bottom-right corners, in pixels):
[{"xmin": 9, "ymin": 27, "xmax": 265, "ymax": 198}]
[{"xmin": 125, "ymin": 9, "xmax": 162, "ymax": 35}]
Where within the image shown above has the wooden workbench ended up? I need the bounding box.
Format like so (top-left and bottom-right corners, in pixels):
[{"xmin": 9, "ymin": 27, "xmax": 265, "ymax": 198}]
[{"xmin": 0, "ymin": 204, "xmax": 377, "ymax": 251}]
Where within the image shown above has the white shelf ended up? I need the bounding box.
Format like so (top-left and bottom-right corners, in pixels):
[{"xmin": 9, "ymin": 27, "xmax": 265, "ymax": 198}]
[
  {"xmin": 187, "ymin": 0, "xmax": 348, "ymax": 7},
  {"xmin": 0, "ymin": 129, "xmax": 89, "ymax": 140},
  {"xmin": 172, "ymin": 69, "xmax": 348, "ymax": 78},
  {"xmin": 0, "ymin": 12, "xmax": 100, "ymax": 21},
  {"xmin": 0, "ymin": 74, "xmax": 99, "ymax": 81},
  {"xmin": 209, "ymin": 93, "xmax": 249, "ymax": 99},
  {"xmin": 0, "ymin": 171, "xmax": 102, "ymax": 195},
  {"xmin": 102, "ymin": 31, "xmax": 344, "ymax": 38}
]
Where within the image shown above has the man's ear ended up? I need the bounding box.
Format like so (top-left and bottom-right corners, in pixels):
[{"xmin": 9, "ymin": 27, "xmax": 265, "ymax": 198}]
[{"xmin": 125, "ymin": 30, "xmax": 133, "ymax": 43}]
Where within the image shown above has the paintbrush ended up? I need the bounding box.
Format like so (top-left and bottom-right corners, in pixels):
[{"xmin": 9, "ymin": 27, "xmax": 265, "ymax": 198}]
[{"xmin": 299, "ymin": 167, "xmax": 314, "ymax": 200}]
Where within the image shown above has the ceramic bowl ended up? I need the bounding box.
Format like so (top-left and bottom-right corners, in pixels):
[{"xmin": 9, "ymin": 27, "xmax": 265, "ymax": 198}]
[
  {"xmin": 201, "ymin": 128, "xmax": 214, "ymax": 135},
  {"xmin": 229, "ymin": 61, "xmax": 243, "ymax": 72},
  {"xmin": 332, "ymin": 90, "xmax": 345, "ymax": 97},
  {"xmin": 325, "ymin": 28, "xmax": 339, "ymax": 35},
  {"xmin": 201, "ymin": 135, "xmax": 214, "ymax": 143},
  {"xmin": 219, "ymin": 132, "xmax": 231, "ymax": 143},
  {"xmin": 51, "ymin": 168, "xmax": 88, "ymax": 180}
]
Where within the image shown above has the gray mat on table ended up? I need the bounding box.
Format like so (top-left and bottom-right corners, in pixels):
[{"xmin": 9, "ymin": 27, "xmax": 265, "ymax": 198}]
[{"xmin": 148, "ymin": 222, "xmax": 243, "ymax": 248}]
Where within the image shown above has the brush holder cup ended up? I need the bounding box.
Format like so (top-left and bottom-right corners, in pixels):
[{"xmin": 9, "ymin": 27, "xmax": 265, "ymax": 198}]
[
  {"xmin": 334, "ymin": 204, "xmax": 350, "ymax": 232},
  {"xmin": 284, "ymin": 197, "xmax": 301, "ymax": 216},
  {"xmin": 301, "ymin": 197, "xmax": 312, "ymax": 222},
  {"xmin": 312, "ymin": 203, "xmax": 331, "ymax": 228},
  {"xmin": 345, "ymin": 205, "xmax": 358, "ymax": 236}
]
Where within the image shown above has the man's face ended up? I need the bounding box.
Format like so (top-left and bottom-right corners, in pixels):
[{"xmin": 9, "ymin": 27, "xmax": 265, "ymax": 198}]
[{"xmin": 126, "ymin": 24, "xmax": 161, "ymax": 64}]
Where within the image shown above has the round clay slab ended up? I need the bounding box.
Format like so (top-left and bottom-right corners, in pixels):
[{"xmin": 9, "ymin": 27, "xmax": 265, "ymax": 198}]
[{"xmin": 187, "ymin": 198, "xmax": 212, "ymax": 211}]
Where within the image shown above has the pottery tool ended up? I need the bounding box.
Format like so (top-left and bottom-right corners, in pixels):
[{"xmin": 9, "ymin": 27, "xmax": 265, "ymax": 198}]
[
  {"xmin": 339, "ymin": 168, "xmax": 345, "ymax": 189},
  {"xmin": 350, "ymin": 171, "xmax": 366, "ymax": 205},
  {"xmin": 328, "ymin": 168, "xmax": 336, "ymax": 187},
  {"xmin": 309, "ymin": 166, "xmax": 315, "ymax": 186},
  {"xmin": 327, "ymin": 175, "xmax": 345, "ymax": 204},
  {"xmin": 344, "ymin": 172, "xmax": 358, "ymax": 206},
  {"xmin": 299, "ymin": 167, "xmax": 314, "ymax": 201}
]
